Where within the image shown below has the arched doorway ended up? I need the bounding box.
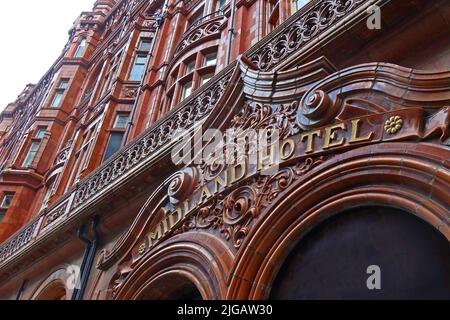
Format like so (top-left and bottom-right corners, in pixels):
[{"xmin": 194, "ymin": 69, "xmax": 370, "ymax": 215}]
[
  {"xmin": 270, "ymin": 207, "xmax": 450, "ymax": 300},
  {"xmin": 137, "ymin": 274, "xmax": 203, "ymax": 300}
]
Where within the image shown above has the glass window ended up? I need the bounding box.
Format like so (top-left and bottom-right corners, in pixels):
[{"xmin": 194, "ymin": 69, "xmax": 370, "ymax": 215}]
[
  {"xmin": 51, "ymin": 92, "xmax": 63, "ymax": 108},
  {"xmin": 114, "ymin": 113, "xmax": 130, "ymax": 129},
  {"xmin": 103, "ymin": 132, "xmax": 124, "ymax": 162},
  {"xmin": 129, "ymin": 54, "xmax": 148, "ymax": 81},
  {"xmin": 74, "ymin": 39, "xmax": 86, "ymax": 58},
  {"xmin": 186, "ymin": 61, "xmax": 196, "ymax": 74},
  {"xmin": 139, "ymin": 38, "xmax": 152, "ymax": 51},
  {"xmin": 216, "ymin": 0, "xmax": 227, "ymax": 11},
  {"xmin": 35, "ymin": 128, "xmax": 46, "ymax": 139},
  {"xmin": 59, "ymin": 79, "xmax": 69, "ymax": 89},
  {"xmin": 204, "ymin": 53, "xmax": 217, "ymax": 67},
  {"xmin": 22, "ymin": 141, "xmax": 40, "ymax": 167},
  {"xmin": 101, "ymin": 74, "xmax": 111, "ymax": 97},
  {"xmin": 182, "ymin": 81, "xmax": 193, "ymax": 100},
  {"xmin": 1, "ymin": 194, "xmax": 14, "ymax": 208},
  {"xmin": 291, "ymin": 0, "xmax": 309, "ymax": 12},
  {"xmin": 201, "ymin": 73, "xmax": 213, "ymax": 86}
]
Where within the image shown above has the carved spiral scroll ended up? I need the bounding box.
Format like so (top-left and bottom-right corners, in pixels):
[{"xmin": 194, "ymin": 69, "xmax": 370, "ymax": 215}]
[
  {"xmin": 168, "ymin": 167, "xmax": 199, "ymax": 205},
  {"xmin": 298, "ymin": 90, "xmax": 333, "ymax": 129}
]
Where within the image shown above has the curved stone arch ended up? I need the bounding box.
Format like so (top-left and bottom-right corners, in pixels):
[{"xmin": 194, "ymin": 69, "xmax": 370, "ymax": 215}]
[
  {"xmin": 30, "ymin": 267, "xmax": 71, "ymax": 300},
  {"xmin": 227, "ymin": 142, "xmax": 450, "ymax": 299},
  {"xmin": 113, "ymin": 231, "xmax": 234, "ymax": 300}
]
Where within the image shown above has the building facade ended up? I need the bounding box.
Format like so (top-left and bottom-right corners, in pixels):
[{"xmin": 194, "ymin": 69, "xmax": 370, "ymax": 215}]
[{"xmin": 0, "ymin": 0, "xmax": 449, "ymax": 300}]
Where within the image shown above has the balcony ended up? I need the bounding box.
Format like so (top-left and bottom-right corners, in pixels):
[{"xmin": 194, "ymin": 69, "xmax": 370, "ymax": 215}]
[
  {"xmin": 173, "ymin": 10, "xmax": 226, "ymax": 58},
  {"xmin": 0, "ymin": 64, "xmax": 235, "ymax": 267}
]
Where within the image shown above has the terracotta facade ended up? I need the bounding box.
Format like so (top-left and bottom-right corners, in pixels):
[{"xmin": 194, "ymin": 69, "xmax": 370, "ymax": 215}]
[{"xmin": 0, "ymin": 0, "xmax": 449, "ymax": 300}]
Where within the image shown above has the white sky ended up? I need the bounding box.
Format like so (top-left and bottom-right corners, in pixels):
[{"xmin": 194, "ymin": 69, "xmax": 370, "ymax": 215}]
[{"xmin": 0, "ymin": 0, "xmax": 95, "ymax": 111}]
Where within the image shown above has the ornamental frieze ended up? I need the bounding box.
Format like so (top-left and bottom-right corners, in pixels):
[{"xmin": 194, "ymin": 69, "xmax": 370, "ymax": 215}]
[
  {"xmin": 92, "ymin": 60, "xmax": 450, "ymax": 294},
  {"xmin": 99, "ymin": 99, "xmax": 450, "ymax": 298},
  {"xmin": 248, "ymin": 0, "xmax": 368, "ymax": 71},
  {"xmin": 129, "ymin": 107, "xmax": 448, "ymax": 256}
]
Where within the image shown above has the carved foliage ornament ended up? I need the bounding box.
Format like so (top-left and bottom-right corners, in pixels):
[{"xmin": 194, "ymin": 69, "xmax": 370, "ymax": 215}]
[{"xmin": 176, "ymin": 157, "xmax": 326, "ymax": 248}]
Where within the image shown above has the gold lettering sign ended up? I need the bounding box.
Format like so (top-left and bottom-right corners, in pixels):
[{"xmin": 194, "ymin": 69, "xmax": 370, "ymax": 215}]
[{"xmin": 140, "ymin": 116, "xmax": 379, "ymax": 253}]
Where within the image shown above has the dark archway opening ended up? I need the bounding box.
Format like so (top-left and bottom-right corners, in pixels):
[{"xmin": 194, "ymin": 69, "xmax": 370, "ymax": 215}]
[
  {"xmin": 137, "ymin": 275, "xmax": 203, "ymax": 300},
  {"xmin": 270, "ymin": 207, "xmax": 450, "ymax": 300}
]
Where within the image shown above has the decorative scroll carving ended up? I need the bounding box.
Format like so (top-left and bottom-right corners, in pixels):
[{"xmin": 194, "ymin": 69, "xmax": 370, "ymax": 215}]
[
  {"xmin": 231, "ymin": 101, "xmax": 302, "ymax": 138},
  {"xmin": 54, "ymin": 140, "xmax": 73, "ymax": 166},
  {"xmin": 174, "ymin": 14, "xmax": 225, "ymax": 55},
  {"xmin": 121, "ymin": 86, "xmax": 139, "ymax": 99},
  {"xmin": 298, "ymin": 64, "xmax": 450, "ymax": 130},
  {"xmin": 174, "ymin": 157, "xmax": 326, "ymax": 248},
  {"xmin": 168, "ymin": 168, "xmax": 199, "ymax": 205},
  {"xmin": 249, "ymin": 0, "xmax": 366, "ymax": 71}
]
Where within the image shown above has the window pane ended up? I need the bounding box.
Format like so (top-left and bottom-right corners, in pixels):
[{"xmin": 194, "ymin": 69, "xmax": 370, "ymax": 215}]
[
  {"xmin": 23, "ymin": 142, "xmax": 39, "ymax": 167},
  {"xmin": 201, "ymin": 74, "xmax": 213, "ymax": 85},
  {"xmin": 35, "ymin": 128, "xmax": 46, "ymax": 139},
  {"xmin": 217, "ymin": 0, "xmax": 227, "ymax": 10},
  {"xmin": 204, "ymin": 53, "xmax": 217, "ymax": 67},
  {"xmin": 292, "ymin": 0, "xmax": 309, "ymax": 12},
  {"xmin": 74, "ymin": 39, "xmax": 86, "ymax": 57},
  {"xmin": 182, "ymin": 82, "xmax": 193, "ymax": 99},
  {"xmin": 103, "ymin": 132, "xmax": 124, "ymax": 162},
  {"xmin": 107, "ymin": 67, "xmax": 117, "ymax": 90},
  {"xmin": 51, "ymin": 92, "xmax": 63, "ymax": 108},
  {"xmin": 114, "ymin": 113, "xmax": 130, "ymax": 129},
  {"xmin": 136, "ymin": 55, "xmax": 148, "ymax": 65},
  {"xmin": 1, "ymin": 194, "xmax": 13, "ymax": 208},
  {"xmin": 129, "ymin": 55, "xmax": 147, "ymax": 81},
  {"xmin": 59, "ymin": 80, "xmax": 69, "ymax": 89},
  {"xmin": 186, "ymin": 62, "xmax": 195, "ymax": 74},
  {"xmin": 139, "ymin": 39, "xmax": 152, "ymax": 51}
]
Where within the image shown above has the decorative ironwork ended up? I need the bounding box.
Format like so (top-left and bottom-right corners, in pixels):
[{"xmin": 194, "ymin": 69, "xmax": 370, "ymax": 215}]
[
  {"xmin": 175, "ymin": 157, "xmax": 326, "ymax": 248},
  {"xmin": 71, "ymin": 71, "xmax": 232, "ymax": 209},
  {"xmin": 43, "ymin": 202, "xmax": 69, "ymax": 228},
  {"xmin": 0, "ymin": 218, "xmax": 42, "ymax": 263},
  {"xmin": 174, "ymin": 11, "xmax": 225, "ymax": 55},
  {"xmin": 249, "ymin": 0, "xmax": 366, "ymax": 71}
]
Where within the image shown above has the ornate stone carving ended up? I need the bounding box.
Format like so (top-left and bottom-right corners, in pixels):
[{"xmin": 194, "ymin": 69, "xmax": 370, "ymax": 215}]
[
  {"xmin": 122, "ymin": 86, "xmax": 139, "ymax": 99},
  {"xmin": 249, "ymin": 0, "xmax": 366, "ymax": 71},
  {"xmin": 54, "ymin": 140, "xmax": 73, "ymax": 166},
  {"xmin": 231, "ymin": 101, "xmax": 302, "ymax": 139},
  {"xmin": 175, "ymin": 157, "xmax": 326, "ymax": 248},
  {"xmin": 174, "ymin": 14, "xmax": 225, "ymax": 55},
  {"xmin": 168, "ymin": 168, "xmax": 199, "ymax": 205},
  {"xmin": 384, "ymin": 116, "xmax": 403, "ymax": 134}
]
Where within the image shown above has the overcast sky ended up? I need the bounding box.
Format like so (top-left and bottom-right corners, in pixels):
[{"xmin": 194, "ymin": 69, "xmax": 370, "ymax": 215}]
[{"xmin": 0, "ymin": 0, "xmax": 95, "ymax": 111}]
